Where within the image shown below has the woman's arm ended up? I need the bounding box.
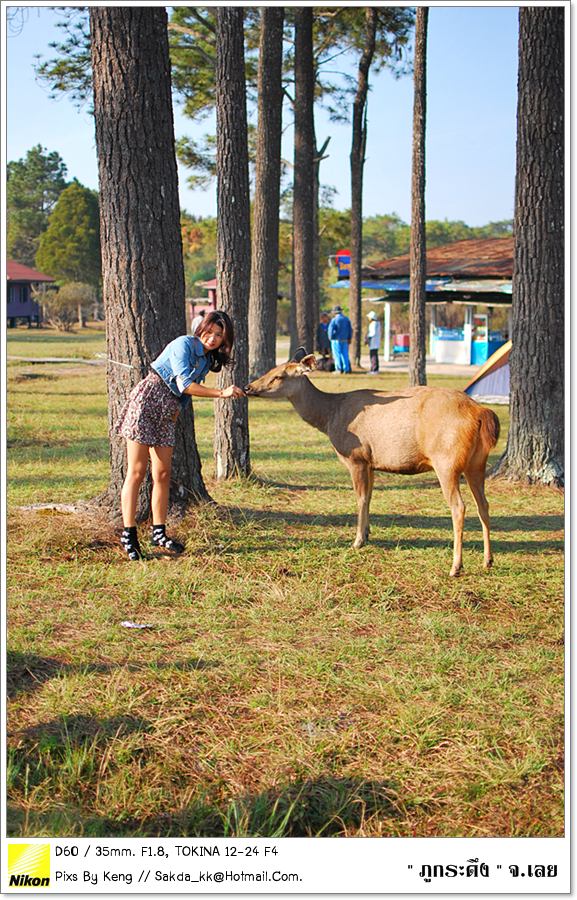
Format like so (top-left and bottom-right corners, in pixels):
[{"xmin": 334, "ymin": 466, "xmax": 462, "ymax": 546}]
[{"xmin": 183, "ymin": 382, "xmax": 245, "ymax": 399}]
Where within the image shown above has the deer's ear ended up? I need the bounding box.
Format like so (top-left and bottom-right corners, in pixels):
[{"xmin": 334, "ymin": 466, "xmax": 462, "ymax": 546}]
[{"xmin": 296, "ymin": 354, "xmax": 317, "ymax": 373}]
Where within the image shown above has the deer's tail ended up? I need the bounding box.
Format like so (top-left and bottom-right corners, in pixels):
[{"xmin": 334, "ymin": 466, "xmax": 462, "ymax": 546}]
[{"xmin": 479, "ymin": 408, "xmax": 500, "ymax": 453}]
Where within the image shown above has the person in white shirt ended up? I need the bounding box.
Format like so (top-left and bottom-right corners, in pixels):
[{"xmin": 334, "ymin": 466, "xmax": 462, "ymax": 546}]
[
  {"xmin": 190, "ymin": 310, "xmax": 205, "ymax": 335},
  {"xmin": 366, "ymin": 310, "xmax": 381, "ymax": 373}
]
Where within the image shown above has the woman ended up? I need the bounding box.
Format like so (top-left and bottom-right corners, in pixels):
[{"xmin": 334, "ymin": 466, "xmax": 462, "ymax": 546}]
[{"xmin": 115, "ymin": 310, "xmax": 245, "ymax": 560}]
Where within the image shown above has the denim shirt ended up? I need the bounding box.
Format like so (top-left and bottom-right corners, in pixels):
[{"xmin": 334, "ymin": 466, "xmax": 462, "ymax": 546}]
[
  {"xmin": 151, "ymin": 336, "xmax": 210, "ymax": 404},
  {"xmin": 328, "ymin": 313, "xmax": 352, "ymax": 342}
]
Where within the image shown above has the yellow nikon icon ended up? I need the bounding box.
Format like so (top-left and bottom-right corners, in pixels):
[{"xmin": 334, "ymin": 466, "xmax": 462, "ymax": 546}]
[{"xmin": 8, "ymin": 844, "xmax": 50, "ymax": 888}]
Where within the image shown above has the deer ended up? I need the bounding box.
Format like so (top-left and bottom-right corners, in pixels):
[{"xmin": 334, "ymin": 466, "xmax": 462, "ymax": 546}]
[{"xmin": 245, "ymin": 350, "xmax": 500, "ymax": 576}]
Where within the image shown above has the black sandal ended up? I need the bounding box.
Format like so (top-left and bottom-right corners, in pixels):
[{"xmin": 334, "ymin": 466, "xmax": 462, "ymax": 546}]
[
  {"xmin": 121, "ymin": 527, "xmax": 143, "ymax": 561},
  {"xmin": 151, "ymin": 525, "xmax": 185, "ymax": 554}
]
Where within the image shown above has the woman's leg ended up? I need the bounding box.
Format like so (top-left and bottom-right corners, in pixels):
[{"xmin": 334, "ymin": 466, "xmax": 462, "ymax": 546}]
[
  {"xmin": 121, "ymin": 440, "xmax": 150, "ymax": 526},
  {"xmin": 149, "ymin": 445, "xmax": 185, "ymax": 553},
  {"xmin": 149, "ymin": 445, "xmax": 173, "ymax": 525}
]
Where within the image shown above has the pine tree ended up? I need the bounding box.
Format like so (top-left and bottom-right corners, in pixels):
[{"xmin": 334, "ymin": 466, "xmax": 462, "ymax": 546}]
[
  {"xmin": 213, "ymin": 7, "xmax": 251, "ymax": 479},
  {"xmin": 36, "ymin": 181, "xmax": 101, "ymax": 286},
  {"xmin": 90, "ymin": 7, "xmax": 209, "ymax": 518},
  {"xmin": 248, "ymin": 7, "xmax": 284, "ymax": 379},
  {"xmin": 7, "ymin": 145, "xmax": 68, "ymax": 265},
  {"xmin": 408, "ymin": 7, "xmax": 428, "ymax": 387},
  {"xmin": 494, "ymin": 7, "xmax": 564, "ymax": 486}
]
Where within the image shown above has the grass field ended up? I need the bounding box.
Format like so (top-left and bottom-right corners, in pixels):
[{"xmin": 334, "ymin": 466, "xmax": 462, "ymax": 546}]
[{"xmin": 7, "ymin": 326, "xmax": 564, "ymax": 837}]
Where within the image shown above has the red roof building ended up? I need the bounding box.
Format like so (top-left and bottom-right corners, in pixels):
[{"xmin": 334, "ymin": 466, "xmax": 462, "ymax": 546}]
[
  {"xmin": 7, "ymin": 260, "xmax": 56, "ymax": 283},
  {"xmin": 7, "ymin": 260, "xmax": 55, "ymax": 327},
  {"xmin": 367, "ymin": 236, "xmax": 514, "ymax": 280}
]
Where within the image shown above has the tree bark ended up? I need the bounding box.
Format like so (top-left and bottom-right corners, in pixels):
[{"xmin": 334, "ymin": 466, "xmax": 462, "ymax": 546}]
[
  {"xmin": 408, "ymin": 7, "xmax": 428, "ymax": 387},
  {"xmin": 293, "ymin": 8, "xmax": 316, "ymax": 354},
  {"xmin": 313, "ymin": 135, "xmax": 331, "ymax": 334},
  {"xmin": 90, "ymin": 7, "xmax": 209, "ymax": 521},
  {"xmin": 493, "ymin": 7, "xmax": 564, "ymax": 486},
  {"xmin": 350, "ymin": 8, "xmax": 377, "ymax": 368},
  {"xmin": 214, "ymin": 7, "xmax": 251, "ymax": 479},
  {"xmin": 248, "ymin": 7, "xmax": 284, "ymax": 379}
]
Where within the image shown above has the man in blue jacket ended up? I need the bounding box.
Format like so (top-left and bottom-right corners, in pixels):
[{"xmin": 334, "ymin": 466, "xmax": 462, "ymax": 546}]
[{"xmin": 328, "ymin": 305, "xmax": 352, "ymax": 373}]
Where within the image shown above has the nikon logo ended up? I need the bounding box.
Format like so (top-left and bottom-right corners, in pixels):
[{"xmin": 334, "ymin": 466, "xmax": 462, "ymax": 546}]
[
  {"xmin": 8, "ymin": 844, "xmax": 50, "ymax": 889},
  {"xmin": 9, "ymin": 875, "xmax": 50, "ymax": 887}
]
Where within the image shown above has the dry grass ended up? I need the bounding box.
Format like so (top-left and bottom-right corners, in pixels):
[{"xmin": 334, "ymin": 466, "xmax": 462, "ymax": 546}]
[{"xmin": 6, "ymin": 334, "xmax": 564, "ymax": 837}]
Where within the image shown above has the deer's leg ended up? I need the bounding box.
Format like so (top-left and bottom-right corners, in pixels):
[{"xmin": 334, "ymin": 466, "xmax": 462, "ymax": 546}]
[
  {"xmin": 349, "ymin": 462, "xmax": 374, "ymax": 549},
  {"xmin": 465, "ymin": 465, "xmax": 492, "ymax": 569},
  {"xmin": 436, "ymin": 466, "xmax": 466, "ymax": 576}
]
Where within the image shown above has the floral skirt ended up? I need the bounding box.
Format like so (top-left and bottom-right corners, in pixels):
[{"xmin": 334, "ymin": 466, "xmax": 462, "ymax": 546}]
[{"xmin": 115, "ymin": 371, "xmax": 182, "ymax": 447}]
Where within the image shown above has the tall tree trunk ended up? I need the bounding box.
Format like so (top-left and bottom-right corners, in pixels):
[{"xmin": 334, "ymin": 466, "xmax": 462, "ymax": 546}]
[
  {"xmin": 90, "ymin": 7, "xmax": 208, "ymax": 521},
  {"xmin": 350, "ymin": 8, "xmax": 377, "ymax": 368},
  {"xmin": 313, "ymin": 135, "xmax": 331, "ymax": 335},
  {"xmin": 293, "ymin": 7, "xmax": 315, "ymax": 354},
  {"xmin": 248, "ymin": 7, "xmax": 284, "ymax": 379},
  {"xmin": 289, "ymin": 258, "xmax": 298, "ymax": 359},
  {"xmin": 214, "ymin": 7, "xmax": 251, "ymax": 479},
  {"xmin": 494, "ymin": 7, "xmax": 564, "ymax": 486},
  {"xmin": 408, "ymin": 6, "xmax": 428, "ymax": 387}
]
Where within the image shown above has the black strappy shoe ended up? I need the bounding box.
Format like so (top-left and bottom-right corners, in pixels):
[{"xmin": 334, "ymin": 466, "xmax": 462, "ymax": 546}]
[
  {"xmin": 120, "ymin": 527, "xmax": 144, "ymax": 561},
  {"xmin": 151, "ymin": 525, "xmax": 185, "ymax": 554}
]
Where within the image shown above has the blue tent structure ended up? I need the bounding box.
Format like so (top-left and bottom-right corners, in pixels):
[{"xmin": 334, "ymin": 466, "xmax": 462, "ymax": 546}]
[{"xmin": 464, "ymin": 340, "xmax": 511, "ymax": 404}]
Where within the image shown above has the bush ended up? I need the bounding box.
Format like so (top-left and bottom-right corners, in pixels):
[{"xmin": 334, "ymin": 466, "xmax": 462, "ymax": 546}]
[{"xmin": 41, "ymin": 282, "xmax": 96, "ymax": 332}]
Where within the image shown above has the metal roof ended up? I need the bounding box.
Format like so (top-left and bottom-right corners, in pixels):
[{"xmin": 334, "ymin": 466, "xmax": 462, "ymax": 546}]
[
  {"xmin": 7, "ymin": 260, "xmax": 55, "ymax": 283},
  {"xmin": 366, "ymin": 237, "xmax": 514, "ymax": 280}
]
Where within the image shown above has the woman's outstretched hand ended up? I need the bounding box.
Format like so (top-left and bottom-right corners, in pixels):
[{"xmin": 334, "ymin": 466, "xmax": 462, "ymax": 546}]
[{"xmin": 220, "ymin": 384, "xmax": 246, "ymax": 399}]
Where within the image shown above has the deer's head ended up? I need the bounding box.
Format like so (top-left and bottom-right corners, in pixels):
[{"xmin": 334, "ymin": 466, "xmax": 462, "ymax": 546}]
[{"xmin": 245, "ymin": 349, "xmax": 317, "ymax": 398}]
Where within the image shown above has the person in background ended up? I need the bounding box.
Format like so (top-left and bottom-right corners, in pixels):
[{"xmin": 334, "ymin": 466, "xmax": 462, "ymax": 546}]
[
  {"xmin": 316, "ymin": 312, "xmax": 332, "ymax": 367},
  {"xmin": 328, "ymin": 305, "xmax": 352, "ymax": 374},
  {"xmin": 366, "ymin": 310, "xmax": 382, "ymax": 374},
  {"xmin": 115, "ymin": 310, "xmax": 245, "ymax": 561},
  {"xmin": 190, "ymin": 309, "xmax": 205, "ymax": 335}
]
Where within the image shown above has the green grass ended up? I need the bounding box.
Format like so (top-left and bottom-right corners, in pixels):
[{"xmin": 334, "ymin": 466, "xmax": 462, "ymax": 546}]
[
  {"xmin": 7, "ymin": 330, "xmax": 564, "ymax": 837},
  {"xmin": 7, "ymin": 322, "xmax": 107, "ymax": 360}
]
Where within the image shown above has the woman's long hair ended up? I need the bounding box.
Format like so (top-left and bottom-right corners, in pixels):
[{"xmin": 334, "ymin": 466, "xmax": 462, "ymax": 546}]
[{"xmin": 196, "ymin": 310, "xmax": 234, "ymax": 372}]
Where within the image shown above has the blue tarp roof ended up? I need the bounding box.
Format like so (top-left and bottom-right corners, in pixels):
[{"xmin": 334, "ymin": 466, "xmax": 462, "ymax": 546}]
[{"xmin": 330, "ymin": 277, "xmax": 512, "ymax": 295}]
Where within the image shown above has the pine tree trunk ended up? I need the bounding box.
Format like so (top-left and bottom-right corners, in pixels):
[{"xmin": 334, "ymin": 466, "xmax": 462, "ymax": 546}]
[
  {"xmin": 248, "ymin": 7, "xmax": 284, "ymax": 380},
  {"xmin": 313, "ymin": 135, "xmax": 330, "ymax": 335},
  {"xmin": 493, "ymin": 7, "xmax": 564, "ymax": 486},
  {"xmin": 214, "ymin": 7, "xmax": 251, "ymax": 479},
  {"xmin": 350, "ymin": 8, "xmax": 377, "ymax": 369},
  {"xmin": 408, "ymin": 7, "xmax": 428, "ymax": 387},
  {"xmin": 289, "ymin": 262, "xmax": 298, "ymax": 359},
  {"xmin": 293, "ymin": 8, "xmax": 315, "ymax": 354},
  {"xmin": 90, "ymin": 7, "xmax": 209, "ymax": 521}
]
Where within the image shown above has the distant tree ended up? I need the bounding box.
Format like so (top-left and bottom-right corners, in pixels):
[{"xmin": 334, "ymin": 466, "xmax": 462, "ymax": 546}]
[
  {"xmin": 494, "ymin": 7, "xmax": 564, "ymax": 486},
  {"xmin": 408, "ymin": 7, "xmax": 428, "ymax": 387},
  {"xmin": 293, "ymin": 8, "xmax": 316, "ymax": 354},
  {"xmin": 43, "ymin": 281, "xmax": 95, "ymax": 331},
  {"xmin": 181, "ymin": 213, "xmax": 217, "ymax": 294},
  {"xmin": 90, "ymin": 7, "xmax": 209, "ymax": 518},
  {"xmin": 36, "ymin": 181, "xmax": 101, "ymax": 287},
  {"xmin": 248, "ymin": 7, "xmax": 284, "ymax": 379},
  {"xmin": 214, "ymin": 7, "xmax": 251, "ymax": 479},
  {"xmin": 7, "ymin": 145, "xmax": 68, "ymax": 265}
]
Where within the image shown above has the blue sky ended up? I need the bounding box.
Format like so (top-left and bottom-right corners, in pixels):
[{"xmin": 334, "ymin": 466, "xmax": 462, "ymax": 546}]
[{"xmin": 5, "ymin": 4, "xmax": 519, "ymax": 227}]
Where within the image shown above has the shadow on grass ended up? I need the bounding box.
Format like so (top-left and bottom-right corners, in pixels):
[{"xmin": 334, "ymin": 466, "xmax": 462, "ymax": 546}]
[
  {"xmin": 7, "ymin": 776, "xmax": 401, "ymax": 838},
  {"xmin": 7, "ymin": 651, "xmax": 220, "ymax": 699},
  {"xmin": 225, "ymin": 506, "xmax": 563, "ymax": 534},
  {"xmin": 141, "ymin": 777, "xmax": 401, "ymax": 837},
  {"xmin": 11, "ymin": 712, "xmax": 152, "ymax": 743}
]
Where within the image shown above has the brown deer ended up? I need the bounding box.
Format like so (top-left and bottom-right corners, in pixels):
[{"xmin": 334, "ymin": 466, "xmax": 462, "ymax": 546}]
[{"xmin": 245, "ymin": 351, "xmax": 500, "ymax": 576}]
